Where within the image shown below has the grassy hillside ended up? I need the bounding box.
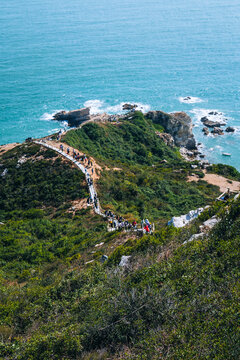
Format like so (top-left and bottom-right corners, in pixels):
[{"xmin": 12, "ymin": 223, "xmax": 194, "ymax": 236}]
[
  {"xmin": 64, "ymin": 112, "xmax": 219, "ymax": 223},
  {"xmin": 0, "ymin": 143, "xmax": 88, "ymax": 221},
  {"xmin": 0, "ymin": 195, "xmax": 239, "ymax": 359},
  {"xmin": 0, "ymin": 117, "xmax": 238, "ymax": 359}
]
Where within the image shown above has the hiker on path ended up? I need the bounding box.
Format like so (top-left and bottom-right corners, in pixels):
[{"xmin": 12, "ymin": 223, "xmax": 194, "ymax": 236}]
[
  {"xmin": 144, "ymin": 224, "xmax": 150, "ymax": 233},
  {"xmin": 145, "ymin": 219, "xmax": 150, "ymax": 226}
]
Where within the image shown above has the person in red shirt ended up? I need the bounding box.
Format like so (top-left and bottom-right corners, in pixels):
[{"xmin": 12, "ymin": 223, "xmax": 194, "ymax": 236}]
[{"xmin": 144, "ymin": 224, "xmax": 150, "ymax": 233}]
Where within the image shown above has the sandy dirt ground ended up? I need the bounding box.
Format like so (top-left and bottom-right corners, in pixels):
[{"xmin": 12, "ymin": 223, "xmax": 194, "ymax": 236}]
[
  {"xmin": 188, "ymin": 170, "xmax": 240, "ymax": 193},
  {"xmin": 0, "ymin": 143, "xmax": 21, "ymax": 154}
]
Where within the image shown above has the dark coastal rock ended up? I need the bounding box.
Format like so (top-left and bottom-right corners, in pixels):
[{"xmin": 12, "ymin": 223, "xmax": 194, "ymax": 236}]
[
  {"xmin": 122, "ymin": 103, "xmax": 138, "ymax": 111},
  {"xmin": 25, "ymin": 137, "xmax": 33, "ymax": 143},
  {"xmin": 209, "ymin": 111, "xmax": 221, "ymax": 115},
  {"xmin": 211, "ymin": 127, "xmax": 224, "ymax": 135},
  {"xmin": 202, "ymin": 127, "xmax": 209, "ymax": 136},
  {"xmin": 202, "ymin": 120, "xmax": 223, "ymax": 128},
  {"xmin": 200, "ymin": 116, "xmax": 209, "ymax": 123},
  {"xmin": 201, "ymin": 115, "xmax": 226, "ymax": 127},
  {"xmin": 145, "ymin": 111, "xmax": 196, "ymax": 150},
  {"xmin": 156, "ymin": 132, "xmax": 175, "ymax": 147},
  {"xmin": 225, "ymin": 126, "xmax": 235, "ymax": 133},
  {"xmin": 53, "ymin": 108, "xmax": 90, "ymax": 127}
]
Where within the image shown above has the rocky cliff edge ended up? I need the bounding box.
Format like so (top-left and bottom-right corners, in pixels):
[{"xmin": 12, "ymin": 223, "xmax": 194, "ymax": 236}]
[{"xmin": 145, "ymin": 110, "xmax": 196, "ymax": 150}]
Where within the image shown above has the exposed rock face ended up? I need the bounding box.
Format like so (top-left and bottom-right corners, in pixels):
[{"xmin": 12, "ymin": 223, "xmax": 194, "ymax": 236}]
[
  {"xmin": 211, "ymin": 127, "xmax": 224, "ymax": 135},
  {"xmin": 53, "ymin": 108, "xmax": 90, "ymax": 126},
  {"xmin": 202, "ymin": 127, "xmax": 209, "ymax": 136},
  {"xmin": 168, "ymin": 207, "xmax": 205, "ymax": 228},
  {"xmin": 199, "ymin": 216, "xmax": 220, "ymax": 232},
  {"xmin": 200, "ymin": 116, "xmax": 209, "ymax": 122},
  {"xmin": 209, "ymin": 111, "xmax": 220, "ymax": 115},
  {"xmin": 183, "ymin": 233, "xmax": 205, "ymax": 245},
  {"xmin": 146, "ymin": 111, "xmax": 196, "ymax": 150},
  {"xmin": 202, "ymin": 120, "xmax": 222, "ymax": 128},
  {"xmin": 119, "ymin": 256, "xmax": 132, "ymax": 267},
  {"xmin": 225, "ymin": 126, "xmax": 235, "ymax": 133},
  {"xmin": 156, "ymin": 132, "xmax": 174, "ymax": 147},
  {"xmin": 122, "ymin": 103, "xmax": 138, "ymax": 111}
]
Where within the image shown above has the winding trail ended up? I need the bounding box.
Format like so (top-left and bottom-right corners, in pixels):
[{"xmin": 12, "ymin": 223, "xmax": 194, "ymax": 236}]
[
  {"xmin": 34, "ymin": 140, "xmax": 104, "ymax": 217},
  {"xmin": 34, "ymin": 139, "xmax": 154, "ymax": 234}
]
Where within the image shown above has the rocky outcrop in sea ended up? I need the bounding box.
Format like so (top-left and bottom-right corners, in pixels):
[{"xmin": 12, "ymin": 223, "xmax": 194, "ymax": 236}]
[
  {"xmin": 53, "ymin": 108, "xmax": 91, "ymax": 126},
  {"xmin": 200, "ymin": 112, "xmax": 235, "ymax": 136},
  {"xmin": 145, "ymin": 110, "xmax": 196, "ymax": 150}
]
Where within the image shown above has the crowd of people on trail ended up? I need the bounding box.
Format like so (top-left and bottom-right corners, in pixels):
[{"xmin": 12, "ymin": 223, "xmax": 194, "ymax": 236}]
[
  {"xmin": 87, "ymin": 193, "xmax": 99, "ymax": 209},
  {"xmin": 105, "ymin": 210, "xmax": 153, "ymax": 234},
  {"xmin": 58, "ymin": 144, "xmax": 98, "ymax": 209},
  {"xmin": 59, "ymin": 144, "xmax": 94, "ymax": 174},
  {"xmin": 57, "ymin": 143, "xmax": 153, "ymax": 233}
]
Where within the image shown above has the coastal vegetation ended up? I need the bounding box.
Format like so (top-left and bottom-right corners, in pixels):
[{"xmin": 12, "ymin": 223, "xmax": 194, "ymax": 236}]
[
  {"xmin": 64, "ymin": 112, "xmax": 219, "ymax": 223},
  {"xmin": 207, "ymin": 163, "xmax": 240, "ymax": 181},
  {"xmin": 0, "ymin": 113, "xmax": 239, "ymax": 359}
]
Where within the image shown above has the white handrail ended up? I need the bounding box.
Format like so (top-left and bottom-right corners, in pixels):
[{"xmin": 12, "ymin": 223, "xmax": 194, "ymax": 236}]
[{"xmin": 34, "ymin": 140, "xmax": 104, "ymax": 217}]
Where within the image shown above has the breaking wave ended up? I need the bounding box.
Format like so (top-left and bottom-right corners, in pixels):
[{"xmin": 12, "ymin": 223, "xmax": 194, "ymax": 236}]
[
  {"xmin": 40, "ymin": 110, "xmax": 65, "ymax": 121},
  {"xmin": 190, "ymin": 108, "xmax": 227, "ymax": 125},
  {"xmin": 83, "ymin": 100, "xmax": 151, "ymax": 114}
]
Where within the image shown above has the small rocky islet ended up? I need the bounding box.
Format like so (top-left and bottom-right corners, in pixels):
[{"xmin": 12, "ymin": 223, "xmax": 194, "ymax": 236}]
[{"xmin": 200, "ymin": 111, "xmax": 235, "ymax": 136}]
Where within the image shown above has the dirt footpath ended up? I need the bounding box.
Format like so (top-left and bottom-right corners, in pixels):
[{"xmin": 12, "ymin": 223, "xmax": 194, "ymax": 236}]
[
  {"xmin": 188, "ymin": 170, "xmax": 240, "ymax": 193},
  {"xmin": 44, "ymin": 139, "xmax": 102, "ymax": 181},
  {"xmin": 0, "ymin": 143, "xmax": 20, "ymax": 155}
]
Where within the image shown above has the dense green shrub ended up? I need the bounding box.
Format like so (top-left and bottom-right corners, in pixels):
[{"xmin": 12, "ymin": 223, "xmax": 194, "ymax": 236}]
[
  {"xmin": 0, "ymin": 146, "xmax": 88, "ymax": 218},
  {"xmin": 0, "ymin": 115, "xmax": 238, "ymax": 359},
  {"xmin": 208, "ymin": 163, "xmax": 240, "ymax": 181},
  {"xmin": 64, "ymin": 113, "xmax": 220, "ymax": 222}
]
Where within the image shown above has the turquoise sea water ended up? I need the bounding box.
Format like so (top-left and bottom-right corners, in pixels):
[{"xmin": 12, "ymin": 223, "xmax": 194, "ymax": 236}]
[{"xmin": 1, "ymin": 0, "xmax": 240, "ymax": 169}]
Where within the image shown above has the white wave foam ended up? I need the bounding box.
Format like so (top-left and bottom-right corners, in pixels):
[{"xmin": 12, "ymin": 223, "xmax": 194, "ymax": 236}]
[
  {"xmin": 40, "ymin": 110, "xmax": 65, "ymax": 121},
  {"xmin": 84, "ymin": 100, "xmax": 105, "ymax": 114},
  {"xmin": 190, "ymin": 108, "xmax": 227, "ymax": 125},
  {"xmin": 40, "ymin": 112, "xmax": 54, "ymax": 121},
  {"xmin": 179, "ymin": 96, "xmax": 204, "ymax": 104},
  {"xmin": 232, "ymin": 126, "xmax": 240, "ymax": 134},
  {"xmin": 84, "ymin": 100, "xmax": 151, "ymax": 115},
  {"xmin": 48, "ymin": 128, "xmax": 59, "ymax": 134}
]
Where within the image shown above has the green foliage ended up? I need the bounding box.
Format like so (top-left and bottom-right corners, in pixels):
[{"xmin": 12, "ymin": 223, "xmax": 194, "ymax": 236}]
[
  {"xmin": 64, "ymin": 112, "xmax": 180, "ymax": 167},
  {"xmin": 1, "ymin": 199, "xmax": 239, "ymax": 359},
  {"xmin": 0, "ymin": 144, "xmax": 88, "ymax": 220},
  {"xmin": 194, "ymin": 170, "xmax": 205, "ymax": 178},
  {"xmin": 21, "ymin": 327, "xmax": 83, "ymax": 360},
  {"xmin": 0, "ymin": 116, "xmax": 239, "ymax": 359},
  {"xmin": 64, "ymin": 113, "xmax": 220, "ymax": 222},
  {"xmin": 208, "ymin": 163, "xmax": 240, "ymax": 181}
]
